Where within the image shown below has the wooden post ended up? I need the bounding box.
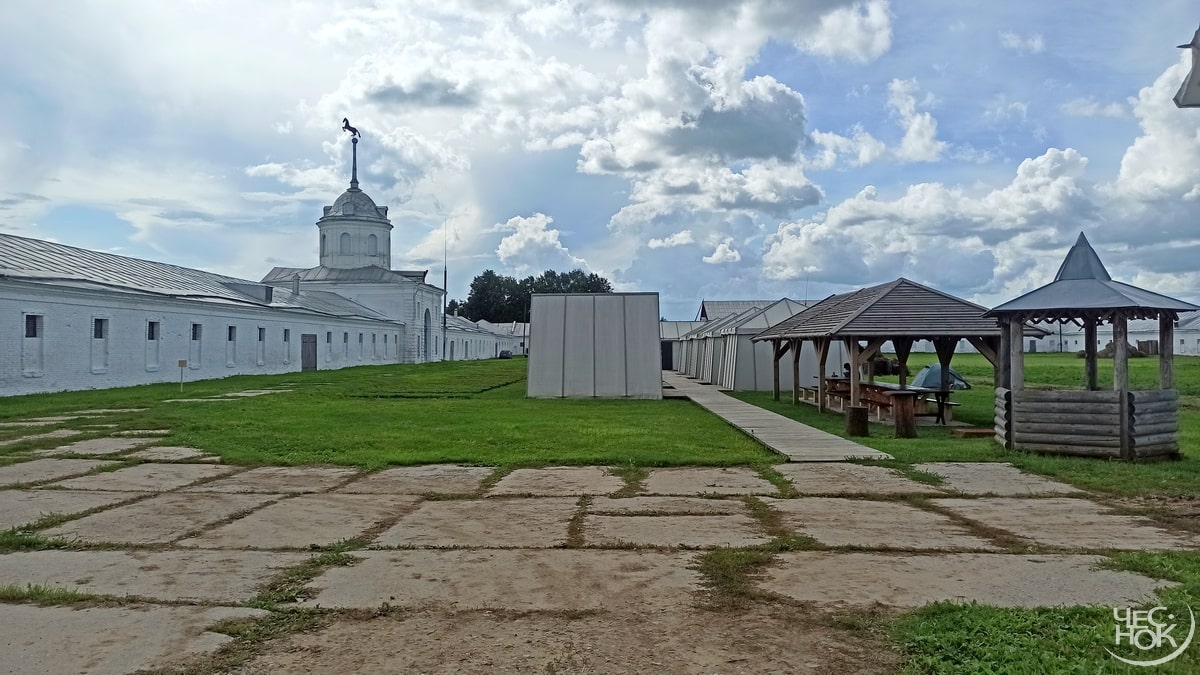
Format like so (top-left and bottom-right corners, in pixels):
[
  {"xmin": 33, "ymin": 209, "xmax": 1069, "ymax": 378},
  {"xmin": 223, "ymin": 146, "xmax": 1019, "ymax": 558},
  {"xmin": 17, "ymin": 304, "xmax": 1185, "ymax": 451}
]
[
  {"xmin": 1084, "ymin": 317, "xmax": 1098, "ymax": 391},
  {"xmin": 816, "ymin": 338, "xmax": 829, "ymax": 413},
  {"xmin": 791, "ymin": 339, "xmax": 801, "ymax": 405},
  {"xmin": 1114, "ymin": 315, "xmax": 1131, "ymax": 460},
  {"xmin": 848, "ymin": 339, "xmax": 861, "ymax": 406},
  {"xmin": 934, "ymin": 337, "xmax": 955, "ymax": 392},
  {"xmin": 1160, "ymin": 314, "xmax": 1175, "ymax": 390},
  {"xmin": 1008, "ymin": 318, "xmax": 1024, "ymax": 392},
  {"xmin": 893, "ymin": 337, "xmax": 913, "ymax": 388},
  {"xmin": 888, "ymin": 391, "xmax": 919, "ymax": 438},
  {"xmin": 845, "ymin": 405, "xmax": 869, "ymax": 437},
  {"xmin": 771, "ymin": 340, "xmax": 783, "ymax": 401}
]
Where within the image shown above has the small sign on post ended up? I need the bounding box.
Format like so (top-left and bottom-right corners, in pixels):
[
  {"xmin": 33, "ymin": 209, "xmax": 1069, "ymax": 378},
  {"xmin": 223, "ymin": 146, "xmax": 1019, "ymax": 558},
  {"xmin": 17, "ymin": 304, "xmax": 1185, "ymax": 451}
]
[{"xmin": 178, "ymin": 360, "xmax": 188, "ymax": 392}]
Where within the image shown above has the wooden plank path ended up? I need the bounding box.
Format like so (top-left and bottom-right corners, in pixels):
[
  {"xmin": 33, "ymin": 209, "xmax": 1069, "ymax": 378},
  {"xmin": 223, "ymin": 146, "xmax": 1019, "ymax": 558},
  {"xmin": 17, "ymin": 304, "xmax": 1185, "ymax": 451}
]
[{"xmin": 662, "ymin": 372, "xmax": 892, "ymax": 462}]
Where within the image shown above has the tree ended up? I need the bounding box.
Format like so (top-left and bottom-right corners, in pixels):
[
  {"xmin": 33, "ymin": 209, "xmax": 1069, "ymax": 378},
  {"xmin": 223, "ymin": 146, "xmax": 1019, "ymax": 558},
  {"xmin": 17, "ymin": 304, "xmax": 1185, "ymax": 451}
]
[{"xmin": 456, "ymin": 268, "xmax": 613, "ymax": 322}]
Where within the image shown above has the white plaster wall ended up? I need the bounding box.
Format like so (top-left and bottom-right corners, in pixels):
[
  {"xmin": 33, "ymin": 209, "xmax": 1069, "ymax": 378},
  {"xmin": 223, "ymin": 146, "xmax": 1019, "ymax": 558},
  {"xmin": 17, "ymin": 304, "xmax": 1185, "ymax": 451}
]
[{"xmin": 0, "ymin": 282, "xmax": 403, "ymax": 397}]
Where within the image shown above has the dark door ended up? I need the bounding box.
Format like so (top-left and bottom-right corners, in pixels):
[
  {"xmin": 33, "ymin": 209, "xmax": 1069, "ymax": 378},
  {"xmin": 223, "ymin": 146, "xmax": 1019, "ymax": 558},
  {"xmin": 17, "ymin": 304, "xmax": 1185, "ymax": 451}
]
[
  {"xmin": 661, "ymin": 341, "xmax": 672, "ymax": 369},
  {"xmin": 301, "ymin": 334, "xmax": 318, "ymax": 371}
]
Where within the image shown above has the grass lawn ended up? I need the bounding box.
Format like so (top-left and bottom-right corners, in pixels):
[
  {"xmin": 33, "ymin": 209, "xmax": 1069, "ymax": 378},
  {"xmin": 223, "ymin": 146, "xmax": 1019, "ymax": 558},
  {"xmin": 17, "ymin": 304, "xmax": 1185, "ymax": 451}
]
[{"xmin": 0, "ymin": 359, "xmax": 775, "ymax": 469}]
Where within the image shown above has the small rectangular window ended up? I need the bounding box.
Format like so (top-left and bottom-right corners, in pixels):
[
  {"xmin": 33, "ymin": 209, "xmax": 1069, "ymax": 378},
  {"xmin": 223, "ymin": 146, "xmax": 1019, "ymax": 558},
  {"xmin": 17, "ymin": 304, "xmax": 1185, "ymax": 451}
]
[
  {"xmin": 228, "ymin": 326, "xmax": 237, "ymax": 342},
  {"xmin": 147, "ymin": 321, "xmax": 160, "ymax": 340},
  {"xmin": 192, "ymin": 324, "xmax": 202, "ymax": 341},
  {"xmin": 358, "ymin": 333, "xmax": 363, "ymax": 343},
  {"xmin": 92, "ymin": 318, "xmax": 108, "ymax": 339},
  {"xmin": 326, "ymin": 331, "xmax": 332, "ymax": 344},
  {"xmin": 372, "ymin": 334, "xmax": 377, "ymax": 343},
  {"xmin": 283, "ymin": 329, "xmax": 291, "ymax": 342},
  {"xmin": 343, "ymin": 332, "xmax": 348, "ymax": 343},
  {"xmin": 383, "ymin": 334, "xmax": 387, "ymax": 344},
  {"xmin": 25, "ymin": 314, "xmax": 41, "ymax": 338},
  {"xmin": 258, "ymin": 327, "xmax": 266, "ymax": 342}
]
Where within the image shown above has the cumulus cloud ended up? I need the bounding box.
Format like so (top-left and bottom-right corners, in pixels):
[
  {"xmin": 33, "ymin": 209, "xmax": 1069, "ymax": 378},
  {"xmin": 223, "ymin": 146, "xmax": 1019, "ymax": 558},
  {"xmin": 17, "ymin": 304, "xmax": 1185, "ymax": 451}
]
[
  {"xmin": 495, "ymin": 213, "xmax": 586, "ymax": 273},
  {"xmin": 887, "ymin": 78, "xmax": 946, "ymax": 162},
  {"xmin": 702, "ymin": 237, "xmax": 741, "ymax": 264},
  {"xmin": 998, "ymin": 31, "xmax": 1044, "ymax": 54},
  {"xmin": 647, "ymin": 229, "xmax": 694, "ymax": 248}
]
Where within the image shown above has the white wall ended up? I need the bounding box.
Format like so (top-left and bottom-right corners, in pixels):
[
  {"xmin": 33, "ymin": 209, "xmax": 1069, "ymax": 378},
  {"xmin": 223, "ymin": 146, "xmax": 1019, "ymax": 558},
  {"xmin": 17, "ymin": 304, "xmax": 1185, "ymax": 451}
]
[
  {"xmin": 528, "ymin": 293, "xmax": 661, "ymax": 399},
  {"xmin": 1, "ymin": 281, "xmax": 403, "ymax": 397}
]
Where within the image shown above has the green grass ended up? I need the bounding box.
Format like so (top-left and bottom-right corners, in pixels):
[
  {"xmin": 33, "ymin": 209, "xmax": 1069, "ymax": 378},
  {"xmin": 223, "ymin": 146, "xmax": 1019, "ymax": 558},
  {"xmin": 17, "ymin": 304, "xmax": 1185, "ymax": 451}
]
[
  {"xmin": 731, "ymin": 353, "xmax": 1200, "ymax": 497},
  {"xmin": 0, "ymin": 583, "xmax": 97, "ymax": 606}
]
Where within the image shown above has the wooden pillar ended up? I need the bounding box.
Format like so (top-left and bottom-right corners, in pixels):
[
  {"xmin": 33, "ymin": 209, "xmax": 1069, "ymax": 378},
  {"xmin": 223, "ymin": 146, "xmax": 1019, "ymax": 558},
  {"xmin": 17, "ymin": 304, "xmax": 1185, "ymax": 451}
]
[
  {"xmin": 1084, "ymin": 317, "xmax": 1098, "ymax": 391},
  {"xmin": 1008, "ymin": 318, "xmax": 1024, "ymax": 392},
  {"xmin": 848, "ymin": 339, "xmax": 861, "ymax": 406},
  {"xmin": 889, "ymin": 391, "xmax": 918, "ymax": 438},
  {"xmin": 1114, "ymin": 315, "xmax": 1131, "ymax": 459},
  {"xmin": 933, "ymin": 337, "xmax": 955, "ymax": 392},
  {"xmin": 816, "ymin": 338, "xmax": 829, "ymax": 413},
  {"xmin": 791, "ymin": 339, "xmax": 801, "ymax": 405},
  {"xmin": 893, "ymin": 337, "xmax": 914, "ymax": 388},
  {"xmin": 771, "ymin": 340, "xmax": 784, "ymax": 401},
  {"xmin": 1160, "ymin": 314, "xmax": 1175, "ymax": 390}
]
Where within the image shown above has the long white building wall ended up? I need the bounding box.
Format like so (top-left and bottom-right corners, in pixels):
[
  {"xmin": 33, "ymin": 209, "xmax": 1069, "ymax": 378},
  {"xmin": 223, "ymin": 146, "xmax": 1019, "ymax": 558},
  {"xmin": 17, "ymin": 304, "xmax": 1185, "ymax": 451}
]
[{"xmin": 1, "ymin": 282, "xmax": 404, "ymax": 396}]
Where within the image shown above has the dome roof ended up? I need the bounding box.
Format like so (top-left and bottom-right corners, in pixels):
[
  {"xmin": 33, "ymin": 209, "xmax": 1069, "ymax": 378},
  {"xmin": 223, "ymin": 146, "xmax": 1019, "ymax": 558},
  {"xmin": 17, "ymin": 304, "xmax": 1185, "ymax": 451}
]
[{"xmin": 323, "ymin": 188, "xmax": 388, "ymax": 220}]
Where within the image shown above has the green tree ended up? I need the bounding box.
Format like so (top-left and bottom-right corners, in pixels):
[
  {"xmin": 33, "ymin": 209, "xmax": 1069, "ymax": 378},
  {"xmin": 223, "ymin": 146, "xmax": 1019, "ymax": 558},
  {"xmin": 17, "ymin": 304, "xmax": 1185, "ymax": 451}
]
[{"xmin": 458, "ymin": 268, "xmax": 613, "ymax": 322}]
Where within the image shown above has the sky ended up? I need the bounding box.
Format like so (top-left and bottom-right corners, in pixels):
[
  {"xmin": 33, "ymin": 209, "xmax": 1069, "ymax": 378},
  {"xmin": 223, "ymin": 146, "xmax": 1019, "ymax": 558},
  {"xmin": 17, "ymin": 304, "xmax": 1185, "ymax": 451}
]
[{"xmin": 2, "ymin": 1, "xmax": 1200, "ymax": 320}]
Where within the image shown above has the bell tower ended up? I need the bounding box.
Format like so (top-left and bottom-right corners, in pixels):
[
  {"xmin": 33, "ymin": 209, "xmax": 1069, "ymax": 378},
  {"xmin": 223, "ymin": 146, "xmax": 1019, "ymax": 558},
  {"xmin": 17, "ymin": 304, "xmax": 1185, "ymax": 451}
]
[{"xmin": 316, "ymin": 134, "xmax": 393, "ymax": 269}]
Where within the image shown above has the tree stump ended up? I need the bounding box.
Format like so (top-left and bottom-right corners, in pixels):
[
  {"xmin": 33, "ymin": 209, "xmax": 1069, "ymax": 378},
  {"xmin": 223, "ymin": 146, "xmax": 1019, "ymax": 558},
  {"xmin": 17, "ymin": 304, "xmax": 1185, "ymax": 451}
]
[{"xmin": 845, "ymin": 405, "xmax": 869, "ymax": 437}]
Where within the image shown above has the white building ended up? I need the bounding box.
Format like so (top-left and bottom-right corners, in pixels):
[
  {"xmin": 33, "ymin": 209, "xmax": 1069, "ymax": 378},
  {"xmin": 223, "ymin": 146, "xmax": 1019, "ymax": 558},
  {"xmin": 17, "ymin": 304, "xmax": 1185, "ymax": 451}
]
[{"xmin": 1, "ymin": 137, "xmax": 515, "ymax": 396}]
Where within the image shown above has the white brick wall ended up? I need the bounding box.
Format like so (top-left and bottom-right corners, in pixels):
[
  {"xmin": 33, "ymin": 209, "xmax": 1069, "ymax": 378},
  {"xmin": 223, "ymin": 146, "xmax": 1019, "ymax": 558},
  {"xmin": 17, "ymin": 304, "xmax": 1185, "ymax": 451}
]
[{"xmin": 1, "ymin": 281, "xmax": 405, "ymax": 396}]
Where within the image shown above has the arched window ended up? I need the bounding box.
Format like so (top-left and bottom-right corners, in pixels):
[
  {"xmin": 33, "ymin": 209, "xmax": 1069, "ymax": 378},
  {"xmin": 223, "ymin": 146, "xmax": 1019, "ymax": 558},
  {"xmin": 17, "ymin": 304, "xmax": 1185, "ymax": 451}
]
[
  {"xmin": 339, "ymin": 233, "xmax": 351, "ymax": 255},
  {"xmin": 367, "ymin": 234, "xmax": 378, "ymax": 256},
  {"xmin": 320, "ymin": 234, "xmax": 326, "ymax": 256}
]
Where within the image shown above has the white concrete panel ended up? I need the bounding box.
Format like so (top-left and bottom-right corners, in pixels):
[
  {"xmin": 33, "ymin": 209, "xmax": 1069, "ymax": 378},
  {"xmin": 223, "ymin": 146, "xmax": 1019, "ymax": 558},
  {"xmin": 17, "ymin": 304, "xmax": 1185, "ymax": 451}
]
[
  {"xmin": 593, "ymin": 295, "xmax": 628, "ymax": 397},
  {"xmin": 562, "ymin": 296, "xmax": 597, "ymax": 397},
  {"xmin": 623, "ymin": 294, "xmax": 662, "ymax": 399},
  {"xmin": 527, "ymin": 295, "xmax": 566, "ymax": 397}
]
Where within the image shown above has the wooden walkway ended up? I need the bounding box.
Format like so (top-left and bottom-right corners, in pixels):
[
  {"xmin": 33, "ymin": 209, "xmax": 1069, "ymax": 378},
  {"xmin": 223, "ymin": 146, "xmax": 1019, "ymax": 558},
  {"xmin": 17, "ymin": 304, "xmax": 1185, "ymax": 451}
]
[{"xmin": 662, "ymin": 372, "xmax": 892, "ymax": 462}]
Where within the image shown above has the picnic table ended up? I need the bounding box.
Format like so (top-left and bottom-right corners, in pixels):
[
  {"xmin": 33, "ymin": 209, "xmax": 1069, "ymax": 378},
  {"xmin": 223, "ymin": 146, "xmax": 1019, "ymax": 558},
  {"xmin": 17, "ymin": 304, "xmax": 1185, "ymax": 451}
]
[{"xmin": 823, "ymin": 378, "xmax": 955, "ymax": 425}]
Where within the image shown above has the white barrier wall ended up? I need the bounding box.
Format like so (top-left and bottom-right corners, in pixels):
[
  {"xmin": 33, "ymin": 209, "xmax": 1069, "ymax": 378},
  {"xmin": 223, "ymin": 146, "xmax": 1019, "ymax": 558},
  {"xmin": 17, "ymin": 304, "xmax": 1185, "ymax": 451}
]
[{"xmin": 527, "ymin": 293, "xmax": 662, "ymax": 399}]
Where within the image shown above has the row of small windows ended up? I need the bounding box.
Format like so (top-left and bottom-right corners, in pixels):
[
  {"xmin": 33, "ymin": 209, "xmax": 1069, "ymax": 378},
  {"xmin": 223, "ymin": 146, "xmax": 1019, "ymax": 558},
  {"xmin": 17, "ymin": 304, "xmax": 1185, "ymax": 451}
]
[{"xmin": 320, "ymin": 233, "xmax": 379, "ymax": 256}]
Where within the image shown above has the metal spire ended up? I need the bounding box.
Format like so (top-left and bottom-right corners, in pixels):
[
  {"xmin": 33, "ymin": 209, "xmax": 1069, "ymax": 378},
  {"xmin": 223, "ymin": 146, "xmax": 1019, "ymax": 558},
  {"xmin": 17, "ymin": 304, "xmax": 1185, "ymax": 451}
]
[{"xmin": 350, "ymin": 137, "xmax": 359, "ymax": 191}]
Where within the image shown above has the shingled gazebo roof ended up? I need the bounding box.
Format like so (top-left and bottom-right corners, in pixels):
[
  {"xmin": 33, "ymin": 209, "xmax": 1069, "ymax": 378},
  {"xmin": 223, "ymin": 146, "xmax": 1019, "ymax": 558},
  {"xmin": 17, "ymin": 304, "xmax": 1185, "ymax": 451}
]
[
  {"xmin": 986, "ymin": 233, "xmax": 1200, "ymax": 322},
  {"xmin": 752, "ymin": 278, "xmax": 1011, "ymax": 342}
]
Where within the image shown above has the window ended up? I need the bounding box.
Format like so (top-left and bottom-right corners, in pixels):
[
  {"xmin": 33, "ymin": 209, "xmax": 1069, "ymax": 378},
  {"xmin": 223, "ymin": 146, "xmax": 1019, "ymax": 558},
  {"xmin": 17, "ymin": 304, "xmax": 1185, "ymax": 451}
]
[
  {"xmin": 192, "ymin": 324, "xmax": 202, "ymax": 341},
  {"xmin": 256, "ymin": 327, "xmax": 266, "ymax": 365},
  {"xmin": 258, "ymin": 327, "xmax": 266, "ymax": 342},
  {"xmin": 22, "ymin": 313, "xmax": 45, "ymax": 376},
  {"xmin": 339, "ymin": 232, "xmax": 351, "ymax": 255},
  {"xmin": 228, "ymin": 326, "xmax": 237, "ymax": 342},
  {"xmin": 147, "ymin": 321, "xmax": 160, "ymax": 340},
  {"xmin": 282, "ymin": 328, "xmax": 291, "ymax": 364},
  {"xmin": 343, "ymin": 331, "xmax": 349, "ymax": 357},
  {"xmin": 367, "ymin": 234, "xmax": 378, "ymax": 256},
  {"xmin": 146, "ymin": 321, "xmax": 161, "ymax": 371},
  {"xmin": 284, "ymin": 329, "xmax": 291, "ymax": 342},
  {"xmin": 189, "ymin": 323, "xmax": 203, "ymax": 369},
  {"xmin": 326, "ymin": 331, "xmax": 332, "ymax": 344},
  {"xmin": 320, "ymin": 234, "xmax": 326, "ymax": 256},
  {"xmin": 226, "ymin": 326, "xmax": 237, "ymax": 367},
  {"xmin": 92, "ymin": 318, "xmax": 108, "ymax": 339},
  {"xmin": 25, "ymin": 314, "xmax": 41, "ymax": 338},
  {"xmin": 91, "ymin": 318, "xmax": 109, "ymax": 373}
]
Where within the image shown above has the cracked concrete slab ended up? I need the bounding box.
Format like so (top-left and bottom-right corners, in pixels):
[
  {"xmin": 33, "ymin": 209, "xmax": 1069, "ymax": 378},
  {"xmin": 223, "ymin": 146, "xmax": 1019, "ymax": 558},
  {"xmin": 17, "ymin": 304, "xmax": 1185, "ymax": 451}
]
[
  {"xmin": 338, "ymin": 465, "xmax": 493, "ymax": 494},
  {"xmin": 0, "ymin": 459, "xmax": 118, "ymax": 487},
  {"xmin": 0, "ymin": 549, "xmax": 310, "ymax": 603},
  {"xmin": 933, "ymin": 497, "xmax": 1198, "ymax": 550},
  {"xmin": 111, "ymin": 429, "xmax": 171, "ymax": 437},
  {"xmin": 760, "ymin": 552, "xmax": 1173, "ymax": 608},
  {"xmin": 179, "ymin": 494, "xmax": 421, "ymax": 549},
  {"xmin": 70, "ymin": 408, "xmax": 147, "ymax": 415},
  {"xmin": 585, "ymin": 514, "xmax": 770, "ymax": 548},
  {"xmin": 643, "ymin": 467, "xmax": 777, "ymax": 496},
  {"xmin": 183, "ymin": 466, "xmax": 359, "ymax": 493},
  {"xmin": 916, "ymin": 462, "xmax": 1080, "ymax": 496},
  {"xmin": 46, "ymin": 462, "xmax": 235, "ymax": 492},
  {"xmin": 126, "ymin": 446, "xmax": 216, "ymax": 462},
  {"xmin": 774, "ymin": 463, "xmax": 937, "ymax": 495},
  {"xmin": 42, "ymin": 492, "xmax": 280, "ymax": 545},
  {"xmin": 0, "ymin": 603, "xmax": 263, "ymax": 675},
  {"xmin": 588, "ymin": 496, "xmax": 747, "ymax": 515},
  {"xmin": 32, "ymin": 437, "xmax": 149, "ymax": 457},
  {"xmin": 0, "ymin": 429, "xmax": 82, "ymax": 447},
  {"xmin": 0, "ymin": 490, "xmax": 145, "ymax": 530},
  {"xmin": 763, "ymin": 497, "xmax": 998, "ymax": 550},
  {"xmin": 373, "ymin": 498, "xmax": 577, "ymax": 548},
  {"xmin": 301, "ymin": 549, "xmax": 700, "ymax": 611},
  {"xmin": 488, "ymin": 467, "xmax": 624, "ymax": 496}
]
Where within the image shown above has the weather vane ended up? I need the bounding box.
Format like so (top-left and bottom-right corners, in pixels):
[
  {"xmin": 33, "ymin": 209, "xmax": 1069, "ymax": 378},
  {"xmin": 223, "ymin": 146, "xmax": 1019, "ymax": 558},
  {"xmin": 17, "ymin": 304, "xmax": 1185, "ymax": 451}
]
[
  {"xmin": 342, "ymin": 117, "xmax": 361, "ymax": 138},
  {"xmin": 1175, "ymin": 25, "xmax": 1200, "ymax": 107}
]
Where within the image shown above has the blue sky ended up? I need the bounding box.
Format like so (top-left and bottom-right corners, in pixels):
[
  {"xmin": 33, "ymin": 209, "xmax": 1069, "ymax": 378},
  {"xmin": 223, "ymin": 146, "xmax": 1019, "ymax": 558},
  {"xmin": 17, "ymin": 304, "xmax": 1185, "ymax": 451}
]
[{"xmin": 2, "ymin": 0, "xmax": 1199, "ymax": 320}]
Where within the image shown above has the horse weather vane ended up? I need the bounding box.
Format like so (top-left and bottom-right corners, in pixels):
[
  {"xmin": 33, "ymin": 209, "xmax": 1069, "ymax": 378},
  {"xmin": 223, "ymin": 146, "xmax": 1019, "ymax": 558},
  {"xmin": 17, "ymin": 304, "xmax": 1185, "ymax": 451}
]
[
  {"xmin": 342, "ymin": 117, "xmax": 361, "ymax": 138},
  {"xmin": 1175, "ymin": 25, "xmax": 1200, "ymax": 107}
]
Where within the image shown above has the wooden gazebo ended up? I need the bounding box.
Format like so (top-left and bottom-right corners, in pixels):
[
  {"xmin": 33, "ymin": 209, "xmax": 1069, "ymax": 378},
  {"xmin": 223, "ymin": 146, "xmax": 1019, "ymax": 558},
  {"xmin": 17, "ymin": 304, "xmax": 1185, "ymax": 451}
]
[
  {"xmin": 751, "ymin": 278, "xmax": 1040, "ymax": 423},
  {"xmin": 987, "ymin": 233, "xmax": 1199, "ymax": 459}
]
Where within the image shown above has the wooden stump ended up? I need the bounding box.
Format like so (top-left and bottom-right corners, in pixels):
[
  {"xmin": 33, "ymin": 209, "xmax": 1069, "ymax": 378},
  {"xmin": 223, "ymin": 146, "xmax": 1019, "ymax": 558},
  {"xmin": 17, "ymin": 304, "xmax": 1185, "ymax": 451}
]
[
  {"xmin": 845, "ymin": 405, "xmax": 869, "ymax": 437},
  {"xmin": 886, "ymin": 390, "xmax": 919, "ymax": 439}
]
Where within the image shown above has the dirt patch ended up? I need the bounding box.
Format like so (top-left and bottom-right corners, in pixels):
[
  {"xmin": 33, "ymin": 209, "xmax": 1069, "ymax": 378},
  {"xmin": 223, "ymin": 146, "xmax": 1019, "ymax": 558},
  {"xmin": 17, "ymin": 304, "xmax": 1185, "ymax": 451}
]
[
  {"xmin": 237, "ymin": 605, "xmax": 898, "ymax": 675},
  {"xmin": 1111, "ymin": 494, "xmax": 1200, "ymax": 534},
  {"xmin": 916, "ymin": 462, "xmax": 1080, "ymax": 496},
  {"xmin": 643, "ymin": 468, "xmax": 778, "ymax": 496}
]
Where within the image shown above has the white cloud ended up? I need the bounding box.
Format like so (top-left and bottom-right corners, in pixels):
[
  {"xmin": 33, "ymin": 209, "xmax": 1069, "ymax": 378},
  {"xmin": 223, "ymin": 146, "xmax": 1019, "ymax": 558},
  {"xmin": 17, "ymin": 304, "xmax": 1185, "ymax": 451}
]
[
  {"xmin": 797, "ymin": 1, "xmax": 892, "ymax": 63},
  {"xmin": 702, "ymin": 237, "xmax": 741, "ymax": 264},
  {"xmin": 647, "ymin": 229, "xmax": 694, "ymax": 248},
  {"xmin": 495, "ymin": 213, "xmax": 586, "ymax": 274},
  {"xmin": 999, "ymin": 31, "xmax": 1044, "ymax": 54},
  {"xmin": 887, "ymin": 78, "xmax": 946, "ymax": 162},
  {"xmin": 1060, "ymin": 98, "xmax": 1127, "ymax": 118}
]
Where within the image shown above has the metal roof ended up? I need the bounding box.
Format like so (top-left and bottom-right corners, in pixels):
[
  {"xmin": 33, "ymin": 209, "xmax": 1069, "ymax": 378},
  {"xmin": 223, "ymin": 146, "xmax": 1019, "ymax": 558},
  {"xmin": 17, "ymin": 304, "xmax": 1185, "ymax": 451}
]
[
  {"xmin": 262, "ymin": 265, "xmax": 428, "ymax": 284},
  {"xmin": 684, "ymin": 309, "xmax": 754, "ymax": 339},
  {"xmin": 697, "ymin": 300, "xmax": 773, "ymax": 321},
  {"xmin": 719, "ymin": 298, "xmax": 807, "ymax": 335},
  {"xmin": 0, "ymin": 232, "xmax": 394, "ymax": 323},
  {"xmin": 660, "ymin": 321, "xmax": 705, "ymax": 340},
  {"xmin": 987, "ymin": 233, "xmax": 1200, "ymax": 319},
  {"xmin": 753, "ymin": 278, "xmax": 1012, "ymax": 341}
]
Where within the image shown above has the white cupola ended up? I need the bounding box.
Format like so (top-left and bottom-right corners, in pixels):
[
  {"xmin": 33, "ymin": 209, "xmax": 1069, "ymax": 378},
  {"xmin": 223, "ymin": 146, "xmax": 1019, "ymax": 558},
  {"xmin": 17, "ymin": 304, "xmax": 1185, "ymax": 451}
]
[{"xmin": 316, "ymin": 136, "xmax": 393, "ymax": 269}]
